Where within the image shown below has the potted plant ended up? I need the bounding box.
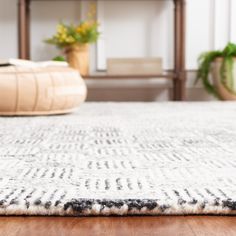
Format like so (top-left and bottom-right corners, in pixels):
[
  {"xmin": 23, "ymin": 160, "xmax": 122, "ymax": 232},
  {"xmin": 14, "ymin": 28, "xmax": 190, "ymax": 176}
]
[
  {"xmin": 196, "ymin": 42, "xmax": 236, "ymax": 100},
  {"xmin": 45, "ymin": 5, "xmax": 99, "ymax": 76}
]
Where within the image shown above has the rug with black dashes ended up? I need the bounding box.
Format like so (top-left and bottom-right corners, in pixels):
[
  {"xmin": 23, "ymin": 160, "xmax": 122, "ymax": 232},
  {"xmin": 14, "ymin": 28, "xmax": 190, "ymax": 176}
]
[{"xmin": 0, "ymin": 102, "xmax": 236, "ymax": 216}]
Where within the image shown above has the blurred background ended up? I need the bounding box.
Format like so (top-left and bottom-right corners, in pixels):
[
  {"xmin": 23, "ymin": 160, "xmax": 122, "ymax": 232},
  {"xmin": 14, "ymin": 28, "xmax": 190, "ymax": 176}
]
[{"xmin": 0, "ymin": 0, "xmax": 235, "ymax": 101}]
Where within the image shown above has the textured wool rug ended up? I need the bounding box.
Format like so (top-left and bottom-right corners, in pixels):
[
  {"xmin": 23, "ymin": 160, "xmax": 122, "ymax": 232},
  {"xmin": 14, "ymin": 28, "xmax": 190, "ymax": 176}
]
[{"xmin": 0, "ymin": 102, "xmax": 236, "ymax": 216}]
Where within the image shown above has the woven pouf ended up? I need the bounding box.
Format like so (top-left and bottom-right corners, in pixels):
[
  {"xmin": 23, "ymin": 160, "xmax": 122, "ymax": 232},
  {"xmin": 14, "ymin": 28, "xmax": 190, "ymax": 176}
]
[{"xmin": 0, "ymin": 66, "xmax": 87, "ymax": 115}]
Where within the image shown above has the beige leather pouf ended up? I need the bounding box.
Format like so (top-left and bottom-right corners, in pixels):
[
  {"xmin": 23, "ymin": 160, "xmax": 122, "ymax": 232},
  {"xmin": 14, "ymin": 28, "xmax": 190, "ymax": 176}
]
[{"xmin": 0, "ymin": 66, "xmax": 87, "ymax": 115}]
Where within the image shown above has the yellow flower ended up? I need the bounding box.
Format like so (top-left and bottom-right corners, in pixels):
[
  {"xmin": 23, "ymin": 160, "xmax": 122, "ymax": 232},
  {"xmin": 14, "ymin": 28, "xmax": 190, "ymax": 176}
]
[
  {"xmin": 56, "ymin": 24, "xmax": 67, "ymax": 35},
  {"xmin": 66, "ymin": 36, "xmax": 75, "ymax": 44},
  {"xmin": 76, "ymin": 22, "xmax": 96, "ymax": 35},
  {"xmin": 87, "ymin": 3, "xmax": 97, "ymax": 19}
]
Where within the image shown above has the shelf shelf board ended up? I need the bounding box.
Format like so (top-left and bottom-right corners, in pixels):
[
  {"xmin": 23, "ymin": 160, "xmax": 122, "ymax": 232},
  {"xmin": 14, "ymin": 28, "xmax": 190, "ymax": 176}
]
[{"xmin": 84, "ymin": 72, "xmax": 176, "ymax": 80}]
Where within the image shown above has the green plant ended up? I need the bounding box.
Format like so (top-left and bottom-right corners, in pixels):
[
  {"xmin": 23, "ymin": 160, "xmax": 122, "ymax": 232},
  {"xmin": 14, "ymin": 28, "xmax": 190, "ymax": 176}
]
[
  {"xmin": 45, "ymin": 22, "xmax": 99, "ymax": 48},
  {"xmin": 45, "ymin": 4, "xmax": 99, "ymax": 48},
  {"xmin": 196, "ymin": 42, "xmax": 236, "ymax": 98},
  {"xmin": 52, "ymin": 55, "xmax": 66, "ymax": 62}
]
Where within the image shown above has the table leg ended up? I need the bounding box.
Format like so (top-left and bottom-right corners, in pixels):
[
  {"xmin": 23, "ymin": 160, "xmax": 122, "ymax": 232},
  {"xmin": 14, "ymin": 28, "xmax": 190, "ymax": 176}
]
[
  {"xmin": 18, "ymin": 0, "xmax": 30, "ymax": 59},
  {"xmin": 173, "ymin": 0, "xmax": 186, "ymax": 101}
]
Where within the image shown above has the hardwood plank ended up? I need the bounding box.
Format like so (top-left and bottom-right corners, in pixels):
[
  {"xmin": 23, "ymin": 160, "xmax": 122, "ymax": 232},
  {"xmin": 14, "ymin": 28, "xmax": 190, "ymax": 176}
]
[
  {"xmin": 186, "ymin": 216, "xmax": 236, "ymax": 236},
  {"xmin": 110, "ymin": 216, "xmax": 194, "ymax": 236},
  {"xmin": 1, "ymin": 216, "xmax": 236, "ymax": 236},
  {"xmin": 0, "ymin": 216, "xmax": 195, "ymax": 236}
]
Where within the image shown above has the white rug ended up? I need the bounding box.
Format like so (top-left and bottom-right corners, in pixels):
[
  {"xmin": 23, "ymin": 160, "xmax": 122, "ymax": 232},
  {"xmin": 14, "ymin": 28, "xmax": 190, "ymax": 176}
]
[{"xmin": 0, "ymin": 102, "xmax": 236, "ymax": 216}]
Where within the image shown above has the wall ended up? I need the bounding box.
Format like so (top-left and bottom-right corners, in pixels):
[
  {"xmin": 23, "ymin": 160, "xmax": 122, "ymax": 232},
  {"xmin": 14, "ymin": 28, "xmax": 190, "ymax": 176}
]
[
  {"xmin": 0, "ymin": 0, "xmax": 235, "ymax": 101},
  {"xmin": 0, "ymin": 0, "xmax": 18, "ymax": 59}
]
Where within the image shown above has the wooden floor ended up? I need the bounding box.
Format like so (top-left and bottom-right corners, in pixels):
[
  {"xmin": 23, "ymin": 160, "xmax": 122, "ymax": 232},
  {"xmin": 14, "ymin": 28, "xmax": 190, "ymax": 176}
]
[{"xmin": 0, "ymin": 216, "xmax": 236, "ymax": 236}]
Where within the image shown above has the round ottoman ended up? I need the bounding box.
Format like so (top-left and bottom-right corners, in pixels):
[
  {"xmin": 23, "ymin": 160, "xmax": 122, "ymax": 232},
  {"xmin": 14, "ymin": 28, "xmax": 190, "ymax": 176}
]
[{"xmin": 0, "ymin": 66, "xmax": 87, "ymax": 115}]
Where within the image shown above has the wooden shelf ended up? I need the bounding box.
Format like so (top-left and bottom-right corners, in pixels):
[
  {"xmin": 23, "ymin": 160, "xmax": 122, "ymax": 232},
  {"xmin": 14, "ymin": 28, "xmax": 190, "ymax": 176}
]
[
  {"xmin": 84, "ymin": 72, "xmax": 176, "ymax": 80},
  {"xmin": 17, "ymin": 0, "xmax": 186, "ymax": 100}
]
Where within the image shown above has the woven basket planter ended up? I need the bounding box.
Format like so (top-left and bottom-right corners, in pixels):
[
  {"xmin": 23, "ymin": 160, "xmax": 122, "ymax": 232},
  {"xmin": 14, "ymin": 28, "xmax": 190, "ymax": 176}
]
[
  {"xmin": 65, "ymin": 44, "xmax": 89, "ymax": 76},
  {"xmin": 0, "ymin": 66, "xmax": 87, "ymax": 116},
  {"xmin": 212, "ymin": 57, "xmax": 236, "ymax": 100}
]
